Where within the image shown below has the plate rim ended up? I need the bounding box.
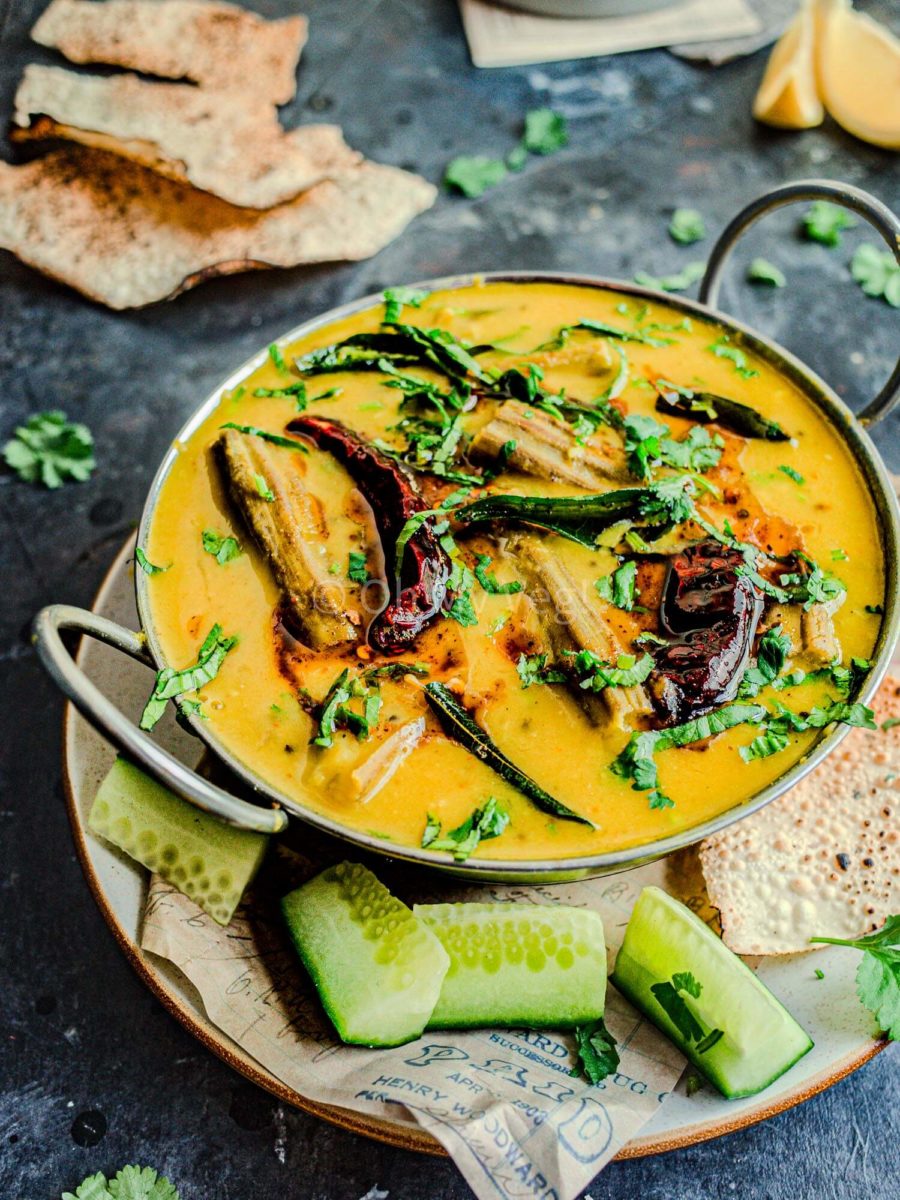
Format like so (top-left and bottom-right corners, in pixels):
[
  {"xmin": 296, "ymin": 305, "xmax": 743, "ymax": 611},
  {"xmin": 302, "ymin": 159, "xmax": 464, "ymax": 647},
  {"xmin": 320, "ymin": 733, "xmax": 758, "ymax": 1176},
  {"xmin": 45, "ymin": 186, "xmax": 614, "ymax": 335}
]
[{"xmin": 60, "ymin": 541, "xmax": 887, "ymax": 1163}]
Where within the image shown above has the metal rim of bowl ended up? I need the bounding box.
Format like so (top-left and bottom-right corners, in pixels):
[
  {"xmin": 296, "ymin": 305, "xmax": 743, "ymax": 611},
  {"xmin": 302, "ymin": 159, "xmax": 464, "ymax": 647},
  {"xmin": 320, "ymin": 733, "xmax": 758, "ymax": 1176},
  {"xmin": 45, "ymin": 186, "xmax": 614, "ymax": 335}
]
[{"xmin": 132, "ymin": 269, "xmax": 900, "ymax": 879}]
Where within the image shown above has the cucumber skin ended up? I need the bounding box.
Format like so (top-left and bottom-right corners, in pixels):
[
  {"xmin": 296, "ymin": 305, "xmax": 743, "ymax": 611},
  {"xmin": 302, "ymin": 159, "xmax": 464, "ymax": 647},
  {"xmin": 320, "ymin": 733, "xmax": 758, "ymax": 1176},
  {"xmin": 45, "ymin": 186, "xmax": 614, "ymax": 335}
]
[
  {"xmin": 282, "ymin": 864, "xmax": 449, "ymax": 1048},
  {"xmin": 611, "ymin": 888, "xmax": 813, "ymax": 1099},
  {"xmin": 88, "ymin": 757, "xmax": 269, "ymax": 925},
  {"xmin": 416, "ymin": 902, "xmax": 606, "ymax": 1030}
]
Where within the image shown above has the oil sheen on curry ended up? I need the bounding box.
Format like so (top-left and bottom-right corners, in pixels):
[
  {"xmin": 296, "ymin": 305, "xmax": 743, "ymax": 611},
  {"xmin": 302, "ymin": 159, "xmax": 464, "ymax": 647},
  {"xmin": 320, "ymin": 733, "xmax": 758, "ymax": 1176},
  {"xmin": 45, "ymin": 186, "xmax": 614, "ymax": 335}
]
[{"xmin": 144, "ymin": 282, "xmax": 884, "ymax": 862}]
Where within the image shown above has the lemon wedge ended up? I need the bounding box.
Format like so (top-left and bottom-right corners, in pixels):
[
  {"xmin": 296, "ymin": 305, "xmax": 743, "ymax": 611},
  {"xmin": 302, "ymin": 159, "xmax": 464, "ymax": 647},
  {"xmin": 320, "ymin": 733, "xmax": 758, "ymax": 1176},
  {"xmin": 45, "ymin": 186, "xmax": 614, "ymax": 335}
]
[
  {"xmin": 753, "ymin": 1, "xmax": 824, "ymax": 130},
  {"xmin": 816, "ymin": 0, "xmax": 900, "ymax": 150}
]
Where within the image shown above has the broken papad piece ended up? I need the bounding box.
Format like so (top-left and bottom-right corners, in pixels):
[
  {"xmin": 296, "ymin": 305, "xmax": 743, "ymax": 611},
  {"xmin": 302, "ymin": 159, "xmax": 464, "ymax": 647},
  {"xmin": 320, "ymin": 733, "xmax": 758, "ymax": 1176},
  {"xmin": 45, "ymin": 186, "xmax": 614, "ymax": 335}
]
[
  {"xmin": 0, "ymin": 149, "xmax": 436, "ymax": 309},
  {"xmin": 12, "ymin": 65, "xmax": 357, "ymax": 209},
  {"xmin": 700, "ymin": 675, "xmax": 899, "ymax": 955},
  {"xmin": 31, "ymin": 0, "xmax": 307, "ymax": 106}
]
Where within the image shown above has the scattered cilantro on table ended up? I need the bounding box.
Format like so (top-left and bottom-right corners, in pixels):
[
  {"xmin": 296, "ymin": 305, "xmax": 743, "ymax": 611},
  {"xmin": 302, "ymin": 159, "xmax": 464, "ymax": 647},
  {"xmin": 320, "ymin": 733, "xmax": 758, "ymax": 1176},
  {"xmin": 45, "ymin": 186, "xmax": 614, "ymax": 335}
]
[
  {"xmin": 62, "ymin": 1165, "xmax": 179, "ymax": 1200},
  {"xmin": 3, "ymin": 410, "xmax": 95, "ymax": 489},
  {"xmin": 850, "ymin": 243, "xmax": 900, "ymax": 307},
  {"xmin": 668, "ymin": 208, "xmax": 706, "ymax": 245},
  {"xmin": 810, "ymin": 915, "xmax": 900, "ymax": 1041},
  {"xmin": 747, "ymin": 258, "xmax": 786, "ymax": 287},
  {"xmin": 633, "ymin": 261, "xmax": 706, "ymax": 293},
  {"xmin": 802, "ymin": 201, "xmax": 856, "ymax": 247},
  {"xmin": 444, "ymin": 109, "xmax": 568, "ymax": 198}
]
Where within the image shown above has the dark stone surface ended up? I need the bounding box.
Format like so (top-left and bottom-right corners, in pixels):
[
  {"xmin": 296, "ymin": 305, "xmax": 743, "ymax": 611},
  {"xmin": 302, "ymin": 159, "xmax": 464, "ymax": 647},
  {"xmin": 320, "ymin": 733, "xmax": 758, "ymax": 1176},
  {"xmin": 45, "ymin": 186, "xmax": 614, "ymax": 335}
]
[{"xmin": 1, "ymin": 0, "xmax": 898, "ymax": 1196}]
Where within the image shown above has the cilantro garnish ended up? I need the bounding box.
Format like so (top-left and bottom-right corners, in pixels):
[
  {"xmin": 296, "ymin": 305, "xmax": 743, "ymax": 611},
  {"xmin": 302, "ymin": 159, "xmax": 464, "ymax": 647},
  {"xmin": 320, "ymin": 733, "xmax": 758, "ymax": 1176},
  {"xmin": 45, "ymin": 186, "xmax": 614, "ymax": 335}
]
[
  {"xmin": 669, "ymin": 208, "xmax": 706, "ymax": 245},
  {"xmin": 254, "ymin": 380, "xmax": 307, "ymax": 404},
  {"xmin": 831, "ymin": 548, "xmax": 848, "ymax": 561},
  {"xmin": 135, "ymin": 548, "xmax": 168, "ymax": 576},
  {"xmin": 62, "ymin": 1165, "xmax": 179, "ymax": 1200},
  {"xmin": 220, "ymin": 422, "xmax": 308, "ymax": 453},
  {"xmin": 311, "ymin": 668, "xmax": 381, "ymax": 748},
  {"xmin": 348, "ymin": 550, "xmax": 371, "ymax": 584},
  {"xmin": 516, "ymin": 652, "xmax": 566, "ymax": 689},
  {"xmin": 254, "ymin": 473, "xmax": 274, "ymax": 501},
  {"xmin": 3, "ymin": 410, "xmax": 95, "ymax": 489},
  {"xmin": 747, "ymin": 258, "xmax": 786, "ymax": 287},
  {"xmin": 421, "ymin": 796, "xmax": 509, "ymax": 860},
  {"xmin": 201, "ymin": 529, "xmax": 242, "ymax": 565},
  {"xmin": 474, "ymin": 552, "xmax": 523, "ymax": 595},
  {"xmin": 778, "ymin": 552, "xmax": 846, "ymax": 611},
  {"xmin": 623, "ymin": 412, "xmax": 722, "ymax": 481},
  {"xmin": 740, "ymin": 697, "xmax": 876, "ymax": 762},
  {"xmin": 778, "ymin": 464, "xmax": 804, "ymax": 484},
  {"xmin": 568, "ymin": 650, "xmax": 655, "ymax": 692},
  {"xmin": 810, "ymin": 915, "xmax": 900, "ymax": 1041},
  {"xmin": 650, "ymin": 972, "xmax": 724, "ymax": 1053},
  {"xmin": 802, "ymin": 201, "xmax": 856, "ymax": 247},
  {"xmin": 444, "ymin": 155, "xmax": 508, "ymax": 198},
  {"xmin": 707, "ymin": 335, "xmax": 760, "ymax": 380},
  {"xmin": 595, "ymin": 560, "xmax": 639, "ymax": 611},
  {"xmin": 850, "ymin": 243, "xmax": 900, "ymax": 308},
  {"xmin": 634, "ymin": 262, "xmax": 706, "ymax": 293},
  {"xmin": 445, "ymin": 109, "xmax": 568, "ymax": 198},
  {"xmin": 383, "ymin": 286, "xmax": 430, "ymax": 324},
  {"xmin": 268, "ymin": 343, "xmax": 288, "ymax": 373},
  {"xmin": 612, "ymin": 703, "xmax": 766, "ymax": 809},
  {"xmin": 737, "ymin": 626, "xmax": 791, "ymax": 699},
  {"xmin": 140, "ymin": 625, "xmax": 238, "ymax": 732},
  {"xmin": 572, "ymin": 1016, "xmax": 620, "ymax": 1084},
  {"xmin": 522, "ymin": 107, "xmax": 569, "ymax": 154}
]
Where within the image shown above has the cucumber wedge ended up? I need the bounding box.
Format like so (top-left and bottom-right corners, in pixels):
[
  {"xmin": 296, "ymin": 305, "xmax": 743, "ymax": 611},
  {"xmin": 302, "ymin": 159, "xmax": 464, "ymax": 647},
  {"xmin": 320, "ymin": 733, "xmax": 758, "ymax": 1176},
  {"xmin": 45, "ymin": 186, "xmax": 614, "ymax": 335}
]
[
  {"xmin": 415, "ymin": 902, "xmax": 607, "ymax": 1029},
  {"xmin": 282, "ymin": 863, "xmax": 449, "ymax": 1047},
  {"xmin": 611, "ymin": 887, "xmax": 813, "ymax": 1098},
  {"xmin": 88, "ymin": 757, "xmax": 269, "ymax": 925}
]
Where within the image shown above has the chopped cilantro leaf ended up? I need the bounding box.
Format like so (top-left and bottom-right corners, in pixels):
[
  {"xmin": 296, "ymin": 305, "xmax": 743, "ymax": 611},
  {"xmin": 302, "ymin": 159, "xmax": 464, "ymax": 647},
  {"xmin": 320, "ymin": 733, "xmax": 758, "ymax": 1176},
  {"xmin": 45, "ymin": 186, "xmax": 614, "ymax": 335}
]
[
  {"xmin": 815, "ymin": 968, "xmax": 825, "ymax": 980},
  {"xmin": 778, "ymin": 464, "xmax": 804, "ymax": 484},
  {"xmin": 572, "ymin": 1017, "xmax": 620, "ymax": 1084},
  {"xmin": 865, "ymin": 604, "xmax": 884, "ymax": 615},
  {"xmin": 311, "ymin": 668, "xmax": 382, "ymax": 748},
  {"xmin": 140, "ymin": 625, "xmax": 237, "ymax": 731},
  {"xmin": 474, "ymin": 552, "xmax": 523, "ymax": 595},
  {"xmin": 253, "ymin": 473, "xmax": 274, "ymax": 501},
  {"xmin": 740, "ymin": 697, "xmax": 876, "ymax": 762},
  {"xmin": 444, "ymin": 155, "xmax": 507, "ymax": 198},
  {"xmin": 595, "ymin": 560, "xmax": 639, "ymax": 611},
  {"xmin": 669, "ymin": 208, "xmax": 706, "ymax": 245},
  {"xmin": 810, "ymin": 916, "xmax": 900, "ymax": 1040},
  {"xmin": 517, "ymin": 653, "xmax": 567, "ymax": 689},
  {"xmin": 522, "ymin": 108, "xmax": 569, "ymax": 155},
  {"xmin": 651, "ymin": 972, "xmax": 723, "ymax": 1051},
  {"xmin": 803, "ymin": 201, "xmax": 856, "ymax": 247},
  {"xmin": 268, "ymin": 343, "xmax": 288, "ymax": 373},
  {"xmin": 201, "ymin": 529, "xmax": 242, "ymax": 564},
  {"xmin": 135, "ymin": 548, "xmax": 168, "ymax": 576},
  {"xmin": 831, "ymin": 548, "xmax": 848, "ymax": 561},
  {"xmin": 347, "ymin": 550, "xmax": 370, "ymax": 584},
  {"xmin": 707, "ymin": 335, "xmax": 759, "ymax": 380},
  {"xmin": 3, "ymin": 410, "xmax": 95, "ymax": 489},
  {"xmin": 569, "ymin": 650, "xmax": 654, "ymax": 692},
  {"xmin": 738, "ymin": 626, "xmax": 791, "ymax": 698},
  {"xmin": 634, "ymin": 261, "xmax": 706, "ymax": 293},
  {"xmin": 220, "ymin": 422, "xmax": 309, "ymax": 452},
  {"xmin": 421, "ymin": 796, "xmax": 509, "ymax": 860},
  {"xmin": 623, "ymin": 412, "xmax": 722, "ymax": 481},
  {"xmin": 383, "ymin": 286, "xmax": 430, "ymax": 324},
  {"xmin": 850, "ymin": 243, "xmax": 900, "ymax": 307},
  {"xmin": 747, "ymin": 258, "xmax": 786, "ymax": 287}
]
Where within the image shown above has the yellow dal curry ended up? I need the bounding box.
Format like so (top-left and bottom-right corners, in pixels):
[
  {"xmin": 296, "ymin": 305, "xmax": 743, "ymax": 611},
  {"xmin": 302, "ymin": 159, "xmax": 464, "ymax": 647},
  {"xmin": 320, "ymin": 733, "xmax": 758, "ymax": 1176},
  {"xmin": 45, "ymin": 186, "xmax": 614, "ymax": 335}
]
[{"xmin": 143, "ymin": 282, "xmax": 883, "ymax": 861}]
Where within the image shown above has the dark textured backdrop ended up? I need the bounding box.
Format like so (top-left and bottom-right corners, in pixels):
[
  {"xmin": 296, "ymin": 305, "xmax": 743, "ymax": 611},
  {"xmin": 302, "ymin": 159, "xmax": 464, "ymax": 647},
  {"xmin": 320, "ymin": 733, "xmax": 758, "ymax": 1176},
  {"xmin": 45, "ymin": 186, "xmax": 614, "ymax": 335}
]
[{"xmin": 1, "ymin": 0, "xmax": 898, "ymax": 1196}]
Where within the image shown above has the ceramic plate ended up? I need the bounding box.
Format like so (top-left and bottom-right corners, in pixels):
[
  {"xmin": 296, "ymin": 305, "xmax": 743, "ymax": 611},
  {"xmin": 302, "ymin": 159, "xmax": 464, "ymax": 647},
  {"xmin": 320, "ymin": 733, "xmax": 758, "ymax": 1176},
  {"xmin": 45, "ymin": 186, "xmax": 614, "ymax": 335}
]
[{"xmin": 62, "ymin": 536, "xmax": 886, "ymax": 1159}]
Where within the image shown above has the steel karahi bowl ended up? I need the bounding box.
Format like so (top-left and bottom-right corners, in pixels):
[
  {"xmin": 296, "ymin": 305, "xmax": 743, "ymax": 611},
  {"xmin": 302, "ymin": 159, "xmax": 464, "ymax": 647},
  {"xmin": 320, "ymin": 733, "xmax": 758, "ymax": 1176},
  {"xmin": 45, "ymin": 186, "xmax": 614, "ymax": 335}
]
[{"xmin": 34, "ymin": 180, "xmax": 900, "ymax": 883}]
